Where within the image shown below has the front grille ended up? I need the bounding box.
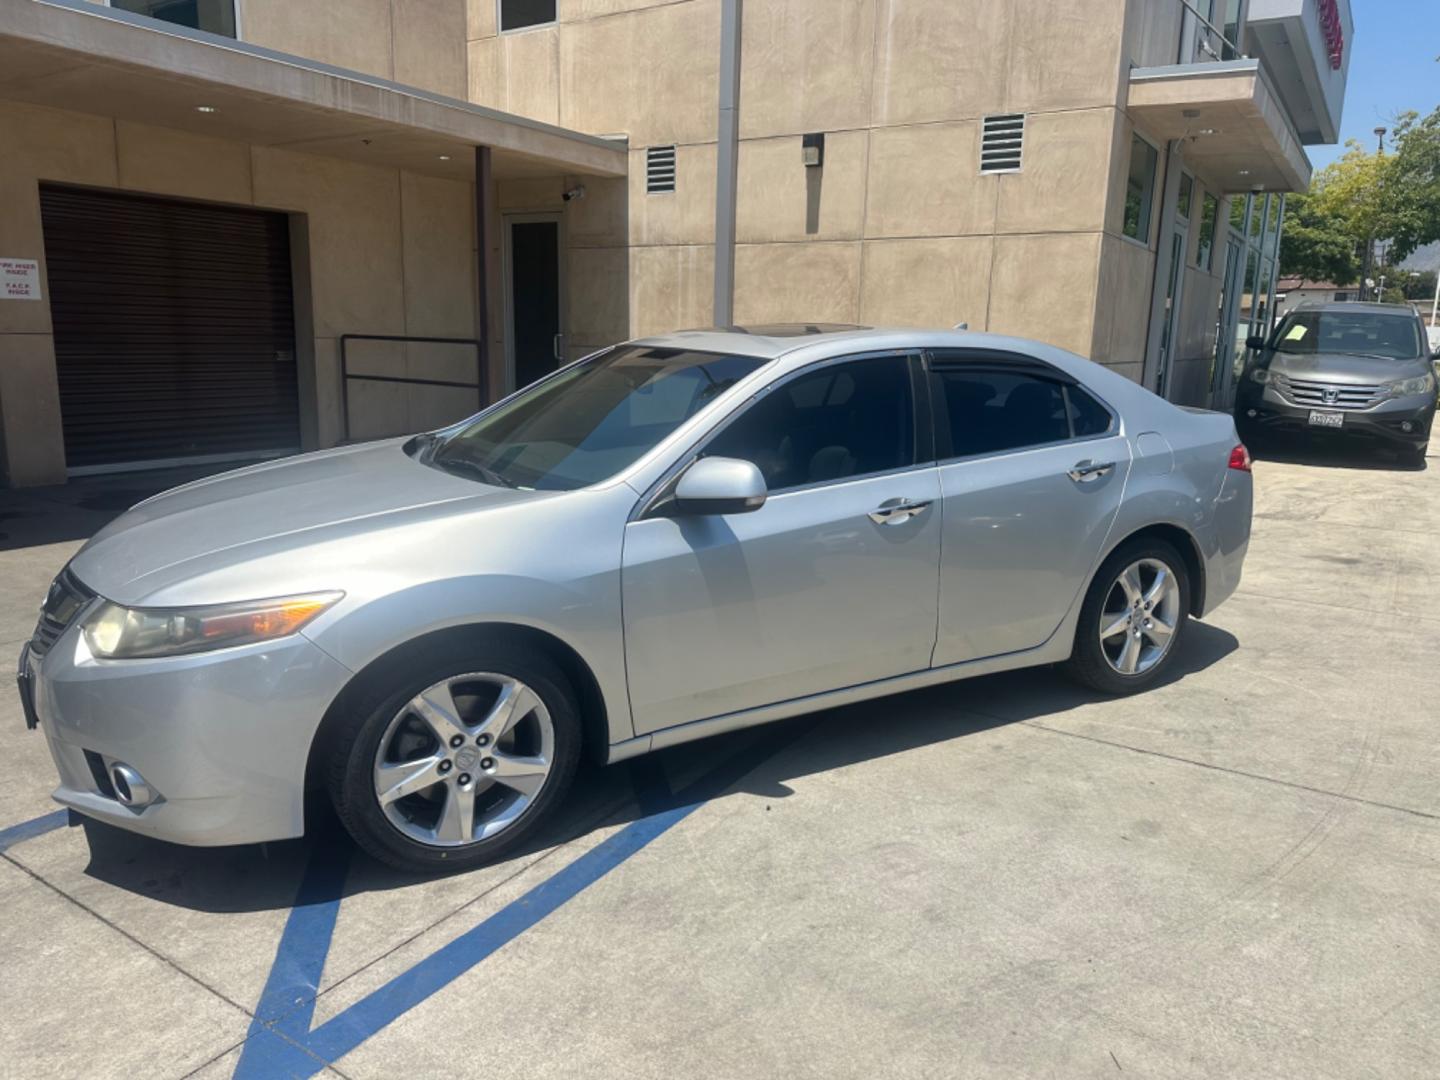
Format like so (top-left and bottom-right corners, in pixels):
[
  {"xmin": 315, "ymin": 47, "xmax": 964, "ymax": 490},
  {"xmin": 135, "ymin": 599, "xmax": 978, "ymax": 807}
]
[
  {"xmin": 30, "ymin": 568, "xmax": 95, "ymax": 658},
  {"xmin": 1275, "ymin": 375, "xmax": 1385, "ymax": 411}
]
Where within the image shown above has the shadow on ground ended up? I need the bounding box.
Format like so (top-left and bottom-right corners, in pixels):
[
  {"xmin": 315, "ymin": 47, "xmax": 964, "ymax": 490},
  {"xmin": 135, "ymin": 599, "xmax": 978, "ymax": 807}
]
[
  {"xmin": 1248, "ymin": 433, "xmax": 1427, "ymax": 473},
  {"xmin": 73, "ymin": 621, "xmax": 1238, "ymax": 914}
]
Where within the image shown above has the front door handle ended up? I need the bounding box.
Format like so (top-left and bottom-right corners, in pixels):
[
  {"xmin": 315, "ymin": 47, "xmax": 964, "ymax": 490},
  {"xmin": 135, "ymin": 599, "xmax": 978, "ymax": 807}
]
[
  {"xmin": 1067, "ymin": 459, "xmax": 1115, "ymax": 483},
  {"xmin": 553, "ymin": 333, "xmax": 565, "ymax": 361},
  {"xmin": 868, "ymin": 498, "xmax": 932, "ymax": 525}
]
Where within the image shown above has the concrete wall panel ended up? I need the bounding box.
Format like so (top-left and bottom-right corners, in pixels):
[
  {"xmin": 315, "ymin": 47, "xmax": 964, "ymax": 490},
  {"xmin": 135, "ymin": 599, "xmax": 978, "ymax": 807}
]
[
  {"xmin": 0, "ymin": 335, "xmax": 67, "ymax": 486},
  {"xmin": 394, "ymin": 0, "xmax": 469, "ymax": 99},
  {"xmin": 568, "ymin": 246, "xmax": 630, "ymax": 347},
  {"xmin": 1004, "ymin": 0, "xmax": 1125, "ymax": 113},
  {"xmin": 872, "ymin": 0, "xmax": 1009, "ymax": 126},
  {"xmin": 242, "ymin": 0, "xmax": 395, "ymax": 82},
  {"xmin": 629, "ymin": 244, "xmax": 714, "ymax": 338},
  {"xmin": 859, "ymin": 236, "xmax": 992, "ymax": 330},
  {"xmin": 996, "ymin": 108, "xmax": 1115, "ymax": 235},
  {"xmin": 739, "ymin": 0, "xmax": 875, "ymax": 138},
  {"xmin": 400, "ymin": 171, "xmax": 476, "ymax": 339},
  {"xmin": 988, "ymin": 232, "xmax": 1101, "ymax": 358},
  {"xmin": 737, "ymin": 131, "xmax": 867, "ymax": 244},
  {"xmin": 629, "ymin": 143, "xmax": 716, "ymax": 247},
  {"xmin": 865, "ymin": 123, "xmax": 995, "ymax": 239},
  {"xmin": 115, "ymin": 121, "xmax": 254, "ymax": 205},
  {"xmin": 1092, "ymin": 233, "xmax": 1155, "ymax": 373},
  {"xmin": 733, "ymin": 242, "xmax": 861, "ymax": 326}
]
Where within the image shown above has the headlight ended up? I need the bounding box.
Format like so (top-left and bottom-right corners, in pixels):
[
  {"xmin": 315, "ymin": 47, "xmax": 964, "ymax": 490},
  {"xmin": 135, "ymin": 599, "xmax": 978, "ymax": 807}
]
[
  {"xmin": 82, "ymin": 592, "xmax": 342, "ymax": 659},
  {"xmin": 1250, "ymin": 368, "xmax": 1273, "ymax": 385},
  {"xmin": 1385, "ymin": 373, "xmax": 1435, "ymax": 398}
]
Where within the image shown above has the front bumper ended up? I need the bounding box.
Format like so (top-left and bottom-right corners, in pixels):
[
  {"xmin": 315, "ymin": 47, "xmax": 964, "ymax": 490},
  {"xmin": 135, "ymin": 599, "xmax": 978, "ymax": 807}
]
[
  {"xmin": 1236, "ymin": 385, "xmax": 1436, "ymax": 445},
  {"xmin": 25, "ymin": 620, "xmax": 352, "ymax": 847}
]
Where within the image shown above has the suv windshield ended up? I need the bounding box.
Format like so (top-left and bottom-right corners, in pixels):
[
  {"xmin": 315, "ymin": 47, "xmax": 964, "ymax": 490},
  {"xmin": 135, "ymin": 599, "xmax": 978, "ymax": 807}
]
[
  {"xmin": 1271, "ymin": 310, "xmax": 1424, "ymax": 361},
  {"xmin": 422, "ymin": 346, "xmax": 767, "ymax": 490}
]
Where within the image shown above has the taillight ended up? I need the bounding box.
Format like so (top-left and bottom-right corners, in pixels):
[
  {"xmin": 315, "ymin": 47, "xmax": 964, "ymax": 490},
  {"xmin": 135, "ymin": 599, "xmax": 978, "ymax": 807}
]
[{"xmin": 1228, "ymin": 444, "xmax": 1252, "ymax": 472}]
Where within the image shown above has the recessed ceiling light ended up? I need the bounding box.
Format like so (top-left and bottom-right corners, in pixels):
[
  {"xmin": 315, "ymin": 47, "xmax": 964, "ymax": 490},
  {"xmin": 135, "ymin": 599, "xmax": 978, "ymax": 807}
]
[
  {"xmin": 438, "ymin": 154, "xmax": 451, "ymax": 161},
  {"xmin": 1197, "ymin": 127, "xmax": 1217, "ymax": 136},
  {"xmin": 195, "ymin": 105, "xmax": 217, "ymax": 113},
  {"xmin": 1237, "ymin": 169, "xmax": 1251, "ymax": 176}
]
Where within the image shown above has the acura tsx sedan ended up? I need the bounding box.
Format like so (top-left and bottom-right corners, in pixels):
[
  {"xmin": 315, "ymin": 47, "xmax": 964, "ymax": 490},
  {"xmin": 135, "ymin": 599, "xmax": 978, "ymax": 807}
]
[{"xmin": 20, "ymin": 326, "xmax": 1252, "ymax": 873}]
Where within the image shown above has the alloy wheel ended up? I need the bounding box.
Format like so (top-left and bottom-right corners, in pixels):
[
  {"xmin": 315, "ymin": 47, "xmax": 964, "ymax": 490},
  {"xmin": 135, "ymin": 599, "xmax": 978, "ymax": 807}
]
[
  {"xmin": 1098, "ymin": 558, "xmax": 1181, "ymax": 676},
  {"xmin": 372, "ymin": 672, "xmax": 554, "ymax": 847}
]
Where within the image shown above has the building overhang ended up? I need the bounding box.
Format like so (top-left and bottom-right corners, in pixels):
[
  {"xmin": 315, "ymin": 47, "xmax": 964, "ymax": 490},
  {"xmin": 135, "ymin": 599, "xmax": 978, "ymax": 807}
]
[
  {"xmin": 1128, "ymin": 59, "xmax": 1312, "ymax": 194},
  {"xmin": 0, "ymin": 0, "xmax": 629, "ymax": 182},
  {"xmin": 1245, "ymin": 0, "xmax": 1351, "ymax": 145}
]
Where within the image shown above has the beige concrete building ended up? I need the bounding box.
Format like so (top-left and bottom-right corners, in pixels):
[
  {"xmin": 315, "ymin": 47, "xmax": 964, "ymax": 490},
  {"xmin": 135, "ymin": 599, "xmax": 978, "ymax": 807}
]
[{"xmin": 0, "ymin": 0, "xmax": 1350, "ymax": 485}]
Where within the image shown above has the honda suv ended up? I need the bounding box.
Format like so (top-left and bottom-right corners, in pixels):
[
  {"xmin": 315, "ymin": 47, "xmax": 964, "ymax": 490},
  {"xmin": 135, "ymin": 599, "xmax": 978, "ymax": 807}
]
[{"xmin": 1236, "ymin": 302, "xmax": 1437, "ymax": 463}]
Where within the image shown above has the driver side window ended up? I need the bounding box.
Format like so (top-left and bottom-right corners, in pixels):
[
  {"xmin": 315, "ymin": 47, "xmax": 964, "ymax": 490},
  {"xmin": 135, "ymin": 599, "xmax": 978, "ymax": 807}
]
[{"xmin": 703, "ymin": 354, "xmax": 917, "ymax": 492}]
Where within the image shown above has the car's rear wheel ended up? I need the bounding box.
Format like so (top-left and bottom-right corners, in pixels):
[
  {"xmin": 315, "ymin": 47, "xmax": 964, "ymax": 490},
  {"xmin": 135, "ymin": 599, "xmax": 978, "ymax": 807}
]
[
  {"xmin": 1063, "ymin": 538, "xmax": 1191, "ymax": 695},
  {"xmin": 325, "ymin": 640, "xmax": 581, "ymax": 874}
]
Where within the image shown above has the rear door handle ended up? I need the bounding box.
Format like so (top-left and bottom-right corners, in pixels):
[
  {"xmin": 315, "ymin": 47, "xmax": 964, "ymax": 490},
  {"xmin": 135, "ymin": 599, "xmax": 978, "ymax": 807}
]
[
  {"xmin": 1067, "ymin": 459, "xmax": 1115, "ymax": 483},
  {"xmin": 868, "ymin": 498, "xmax": 932, "ymax": 525}
]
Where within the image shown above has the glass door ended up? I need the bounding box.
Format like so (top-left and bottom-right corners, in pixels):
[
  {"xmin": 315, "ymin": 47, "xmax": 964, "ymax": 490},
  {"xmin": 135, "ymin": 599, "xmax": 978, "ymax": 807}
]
[{"xmin": 1210, "ymin": 237, "xmax": 1244, "ymax": 409}]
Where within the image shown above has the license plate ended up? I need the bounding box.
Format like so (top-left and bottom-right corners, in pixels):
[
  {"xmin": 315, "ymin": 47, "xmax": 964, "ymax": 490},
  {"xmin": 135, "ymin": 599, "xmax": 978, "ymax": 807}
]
[
  {"xmin": 16, "ymin": 645, "xmax": 39, "ymax": 730},
  {"xmin": 1308, "ymin": 410, "xmax": 1344, "ymax": 429}
]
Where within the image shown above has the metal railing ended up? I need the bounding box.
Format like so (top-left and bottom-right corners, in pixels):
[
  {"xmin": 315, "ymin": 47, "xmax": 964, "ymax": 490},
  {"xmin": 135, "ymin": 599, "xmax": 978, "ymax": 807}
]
[
  {"xmin": 1177, "ymin": 0, "xmax": 1243, "ymax": 65},
  {"xmin": 339, "ymin": 334, "xmax": 486, "ymax": 442}
]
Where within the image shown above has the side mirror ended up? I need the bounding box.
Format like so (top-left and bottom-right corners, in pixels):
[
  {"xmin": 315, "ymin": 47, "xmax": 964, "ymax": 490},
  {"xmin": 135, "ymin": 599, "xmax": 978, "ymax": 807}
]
[
  {"xmin": 1246, "ymin": 335, "xmax": 1268, "ymax": 351},
  {"xmin": 673, "ymin": 456, "xmax": 767, "ymax": 516}
]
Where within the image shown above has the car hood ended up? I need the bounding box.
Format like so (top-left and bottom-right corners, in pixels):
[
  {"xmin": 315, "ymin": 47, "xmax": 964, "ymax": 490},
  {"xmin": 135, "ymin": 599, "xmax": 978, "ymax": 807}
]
[
  {"xmin": 1265, "ymin": 350, "xmax": 1427, "ymax": 385},
  {"xmin": 70, "ymin": 440, "xmax": 539, "ymax": 602}
]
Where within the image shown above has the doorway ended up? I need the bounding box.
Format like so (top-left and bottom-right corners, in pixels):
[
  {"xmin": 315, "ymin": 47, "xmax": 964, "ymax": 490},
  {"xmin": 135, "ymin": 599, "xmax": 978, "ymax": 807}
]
[
  {"xmin": 503, "ymin": 213, "xmax": 565, "ymax": 392},
  {"xmin": 1210, "ymin": 236, "xmax": 1245, "ymax": 410}
]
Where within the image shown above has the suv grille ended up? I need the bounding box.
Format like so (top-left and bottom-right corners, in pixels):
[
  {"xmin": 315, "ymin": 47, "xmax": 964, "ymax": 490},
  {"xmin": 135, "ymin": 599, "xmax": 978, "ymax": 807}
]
[
  {"xmin": 1274, "ymin": 375, "xmax": 1385, "ymax": 411},
  {"xmin": 31, "ymin": 568, "xmax": 95, "ymax": 658}
]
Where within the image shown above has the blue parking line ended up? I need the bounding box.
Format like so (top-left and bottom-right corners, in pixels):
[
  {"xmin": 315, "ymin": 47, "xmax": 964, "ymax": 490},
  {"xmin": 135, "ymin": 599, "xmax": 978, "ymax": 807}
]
[
  {"xmin": 0, "ymin": 809, "xmax": 69, "ymax": 854},
  {"xmin": 234, "ymin": 722, "xmax": 809, "ymax": 1078}
]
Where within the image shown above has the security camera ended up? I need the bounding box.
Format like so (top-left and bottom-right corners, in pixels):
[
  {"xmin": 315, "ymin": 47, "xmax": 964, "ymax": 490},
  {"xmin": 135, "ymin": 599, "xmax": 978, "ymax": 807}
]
[{"xmin": 562, "ymin": 185, "xmax": 587, "ymax": 202}]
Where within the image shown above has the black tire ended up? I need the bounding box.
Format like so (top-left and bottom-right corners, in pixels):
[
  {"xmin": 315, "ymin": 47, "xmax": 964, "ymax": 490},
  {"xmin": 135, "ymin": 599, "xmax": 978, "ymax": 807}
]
[
  {"xmin": 325, "ymin": 638, "xmax": 581, "ymax": 874},
  {"xmin": 1063, "ymin": 537, "xmax": 1192, "ymax": 696}
]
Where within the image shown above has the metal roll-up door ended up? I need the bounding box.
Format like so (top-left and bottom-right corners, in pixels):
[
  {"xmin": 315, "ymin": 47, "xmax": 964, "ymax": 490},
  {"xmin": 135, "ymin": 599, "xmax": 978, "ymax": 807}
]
[{"xmin": 39, "ymin": 185, "xmax": 300, "ymax": 471}]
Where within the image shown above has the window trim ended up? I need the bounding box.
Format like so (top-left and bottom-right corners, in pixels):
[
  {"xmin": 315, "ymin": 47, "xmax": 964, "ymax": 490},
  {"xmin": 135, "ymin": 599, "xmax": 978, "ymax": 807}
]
[
  {"xmin": 923, "ymin": 349, "xmax": 1118, "ymax": 466},
  {"xmin": 634, "ymin": 349, "xmax": 929, "ymax": 520},
  {"xmin": 497, "ymin": 0, "xmax": 557, "ymax": 34}
]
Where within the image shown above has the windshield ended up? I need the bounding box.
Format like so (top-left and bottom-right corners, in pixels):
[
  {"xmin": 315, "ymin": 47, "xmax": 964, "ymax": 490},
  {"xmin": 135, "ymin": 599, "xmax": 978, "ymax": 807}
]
[
  {"xmin": 1271, "ymin": 310, "xmax": 1424, "ymax": 361},
  {"xmin": 423, "ymin": 346, "xmax": 768, "ymax": 490}
]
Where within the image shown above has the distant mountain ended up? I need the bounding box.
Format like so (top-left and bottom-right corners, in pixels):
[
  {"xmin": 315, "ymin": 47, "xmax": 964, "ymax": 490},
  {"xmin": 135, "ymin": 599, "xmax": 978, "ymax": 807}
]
[{"xmin": 1398, "ymin": 242, "xmax": 1440, "ymax": 273}]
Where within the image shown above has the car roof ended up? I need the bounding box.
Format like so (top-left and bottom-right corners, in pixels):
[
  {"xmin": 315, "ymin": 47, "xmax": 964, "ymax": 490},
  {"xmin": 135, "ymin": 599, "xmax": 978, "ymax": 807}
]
[
  {"xmin": 630, "ymin": 324, "xmax": 1018, "ymax": 361},
  {"xmin": 1290, "ymin": 300, "xmax": 1421, "ymax": 316}
]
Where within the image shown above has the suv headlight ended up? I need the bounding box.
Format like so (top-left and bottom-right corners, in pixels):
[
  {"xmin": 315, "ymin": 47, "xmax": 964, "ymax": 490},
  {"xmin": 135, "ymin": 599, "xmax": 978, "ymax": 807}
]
[
  {"xmin": 82, "ymin": 592, "xmax": 342, "ymax": 659},
  {"xmin": 1250, "ymin": 368, "xmax": 1273, "ymax": 385},
  {"xmin": 1385, "ymin": 373, "xmax": 1436, "ymax": 399}
]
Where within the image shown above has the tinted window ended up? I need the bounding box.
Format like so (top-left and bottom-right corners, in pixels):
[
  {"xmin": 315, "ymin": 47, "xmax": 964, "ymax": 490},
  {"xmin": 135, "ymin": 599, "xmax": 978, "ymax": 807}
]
[
  {"xmin": 1123, "ymin": 135, "xmax": 1158, "ymax": 242},
  {"xmin": 500, "ymin": 0, "xmax": 556, "ymax": 31},
  {"xmin": 112, "ymin": 0, "xmax": 236, "ymax": 36},
  {"xmin": 1271, "ymin": 310, "xmax": 1425, "ymax": 361},
  {"xmin": 1066, "ymin": 385, "xmax": 1112, "ymax": 437},
  {"xmin": 705, "ymin": 356, "xmax": 915, "ymax": 491},
  {"xmin": 429, "ymin": 347, "xmax": 766, "ymax": 491},
  {"xmin": 935, "ymin": 370, "xmax": 1069, "ymax": 458}
]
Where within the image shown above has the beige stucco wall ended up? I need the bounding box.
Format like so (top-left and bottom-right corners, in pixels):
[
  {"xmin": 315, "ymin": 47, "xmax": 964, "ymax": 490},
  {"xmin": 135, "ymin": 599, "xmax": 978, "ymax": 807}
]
[
  {"xmin": 465, "ymin": 0, "xmax": 1150, "ymax": 368},
  {"xmin": 0, "ymin": 100, "xmax": 478, "ymax": 485}
]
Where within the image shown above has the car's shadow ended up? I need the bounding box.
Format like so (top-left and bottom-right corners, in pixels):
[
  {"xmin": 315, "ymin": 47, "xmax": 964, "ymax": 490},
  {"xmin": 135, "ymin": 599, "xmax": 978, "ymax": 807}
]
[
  {"xmin": 1248, "ymin": 433, "xmax": 1428, "ymax": 472},
  {"xmin": 75, "ymin": 621, "xmax": 1239, "ymax": 913}
]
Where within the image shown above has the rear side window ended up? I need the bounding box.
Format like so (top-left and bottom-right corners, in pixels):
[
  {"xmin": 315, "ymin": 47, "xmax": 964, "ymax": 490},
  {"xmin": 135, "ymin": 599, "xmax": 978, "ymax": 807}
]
[
  {"xmin": 704, "ymin": 355, "xmax": 916, "ymax": 491},
  {"xmin": 1066, "ymin": 384, "xmax": 1113, "ymax": 437},
  {"xmin": 933, "ymin": 370, "xmax": 1069, "ymax": 457}
]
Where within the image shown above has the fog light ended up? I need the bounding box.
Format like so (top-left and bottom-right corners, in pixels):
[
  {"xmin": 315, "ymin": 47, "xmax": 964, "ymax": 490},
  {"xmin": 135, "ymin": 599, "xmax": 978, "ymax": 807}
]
[
  {"xmin": 1246, "ymin": 408, "xmax": 1258, "ymax": 418},
  {"xmin": 1401, "ymin": 420, "xmax": 1414, "ymax": 432}
]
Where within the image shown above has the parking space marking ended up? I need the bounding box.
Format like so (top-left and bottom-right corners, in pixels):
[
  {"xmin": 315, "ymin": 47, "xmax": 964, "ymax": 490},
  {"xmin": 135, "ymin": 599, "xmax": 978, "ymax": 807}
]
[
  {"xmin": 233, "ymin": 721, "xmax": 811, "ymax": 1079},
  {"xmin": 0, "ymin": 809, "xmax": 68, "ymax": 854}
]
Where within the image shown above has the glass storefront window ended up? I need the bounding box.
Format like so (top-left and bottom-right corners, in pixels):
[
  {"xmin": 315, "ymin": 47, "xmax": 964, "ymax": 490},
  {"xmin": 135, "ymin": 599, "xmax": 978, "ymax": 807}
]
[
  {"xmin": 1123, "ymin": 135, "xmax": 1159, "ymax": 244},
  {"xmin": 1177, "ymin": 174, "xmax": 1194, "ymax": 220},
  {"xmin": 1234, "ymin": 250, "xmax": 1260, "ymax": 380},
  {"xmin": 1196, "ymin": 192, "xmax": 1218, "ymax": 270},
  {"xmin": 1220, "ymin": 0, "xmax": 1244, "ymax": 61},
  {"xmin": 1229, "ymin": 194, "xmax": 1248, "ymax": 232},
  {"xmin": 1247, "ymin": 194, "xmax": 1266, "ymax": 240},
  {"xmin": 111, "ymin": 0, "xmax": 236, "ymax": 37}
]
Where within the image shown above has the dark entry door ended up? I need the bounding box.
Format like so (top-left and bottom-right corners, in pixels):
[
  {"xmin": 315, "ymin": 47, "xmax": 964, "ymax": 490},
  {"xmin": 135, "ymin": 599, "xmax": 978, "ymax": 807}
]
[
  {"xmin": 506, "ymin": 217, "xmax": 562, "ymax": 389},
  {"xmin": 39, "ymin": 185, "xmax": 300, "ymax": 471}
]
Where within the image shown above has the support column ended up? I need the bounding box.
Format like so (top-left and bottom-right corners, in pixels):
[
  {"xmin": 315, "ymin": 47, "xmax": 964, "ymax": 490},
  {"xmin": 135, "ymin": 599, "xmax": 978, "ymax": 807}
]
[
  {"xmin": 712, "ymin": 0, "xmax": 742, "ymax": 326},
  {"xmin": 475, "ymin": 145, "xmax": 495, "ymax": 406}
]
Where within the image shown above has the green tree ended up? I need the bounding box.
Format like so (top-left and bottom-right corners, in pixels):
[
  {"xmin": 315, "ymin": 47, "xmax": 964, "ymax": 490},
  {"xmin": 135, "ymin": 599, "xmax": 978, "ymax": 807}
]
[
  {"xmin": 1386, "ymin": 109, "xmax": 1440, "ymax": 262},
  {"xmin": 1400, "ymin": 269, "xmax": 1437, "ymax": 301},
  {"xmin": 1279, "ymin": 191, "xmax": 1359, "ymax": 283}
]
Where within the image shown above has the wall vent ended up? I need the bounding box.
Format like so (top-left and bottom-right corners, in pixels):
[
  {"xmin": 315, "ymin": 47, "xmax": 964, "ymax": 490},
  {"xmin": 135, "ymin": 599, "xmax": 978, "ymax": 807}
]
[
  {"xmin": 646, "ymin": 146, "xmax": 677, "ymax": 193},
  {"xmin": 980, "ymin": 114, "xmax": 1025, "ymax": 174}
]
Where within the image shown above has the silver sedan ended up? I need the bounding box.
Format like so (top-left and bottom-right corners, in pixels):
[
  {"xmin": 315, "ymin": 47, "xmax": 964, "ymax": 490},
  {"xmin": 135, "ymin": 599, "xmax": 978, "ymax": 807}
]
[{"xmin": 20, "ymin": 326, "xmax": 1253, "ymax": 873}]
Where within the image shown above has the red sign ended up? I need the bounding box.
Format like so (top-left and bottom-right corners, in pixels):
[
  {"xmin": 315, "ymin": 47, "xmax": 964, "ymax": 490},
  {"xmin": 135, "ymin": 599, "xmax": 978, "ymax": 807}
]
[{"xmin": 1317, "ymin": 0, "xmax": 1344, "ymax": 70}]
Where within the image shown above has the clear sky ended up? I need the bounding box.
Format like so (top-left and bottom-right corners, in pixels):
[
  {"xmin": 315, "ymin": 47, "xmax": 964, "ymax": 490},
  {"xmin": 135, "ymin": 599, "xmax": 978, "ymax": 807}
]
[{"xmin": 1308, "ymin": 0, "xmax": 1440, "ymax": 171}]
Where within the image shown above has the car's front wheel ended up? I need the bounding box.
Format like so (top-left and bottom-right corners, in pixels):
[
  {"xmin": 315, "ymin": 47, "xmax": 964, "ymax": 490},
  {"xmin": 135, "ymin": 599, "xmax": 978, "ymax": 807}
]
[
  {"xmin": 325, "ymin": 639, "xmax": 581, "ymax": 874},
  {"xmin": 1063, "ymin": 538, "xmax": 1191, "ymax": 695}
]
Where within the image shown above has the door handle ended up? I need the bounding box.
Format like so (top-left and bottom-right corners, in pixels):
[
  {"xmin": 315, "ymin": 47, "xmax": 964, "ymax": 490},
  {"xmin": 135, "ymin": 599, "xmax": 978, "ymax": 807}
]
[
  {"xmin": 868, "ymin": 498, "xmax": 932, "ymax": 525},
  {"xmin": 1067, "ymin": 459, "xmax": 1115, "ymax": 483},
  {"xmin": 553, "ymin": 333, "xmax": 565, "ymax": 361}
]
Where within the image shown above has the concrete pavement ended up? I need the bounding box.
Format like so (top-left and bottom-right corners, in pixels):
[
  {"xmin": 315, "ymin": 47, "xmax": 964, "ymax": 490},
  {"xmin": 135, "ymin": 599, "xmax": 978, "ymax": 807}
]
[{"xmin": 0, "ymin": 445, "xmax": 1436, "ymax": 1079}]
